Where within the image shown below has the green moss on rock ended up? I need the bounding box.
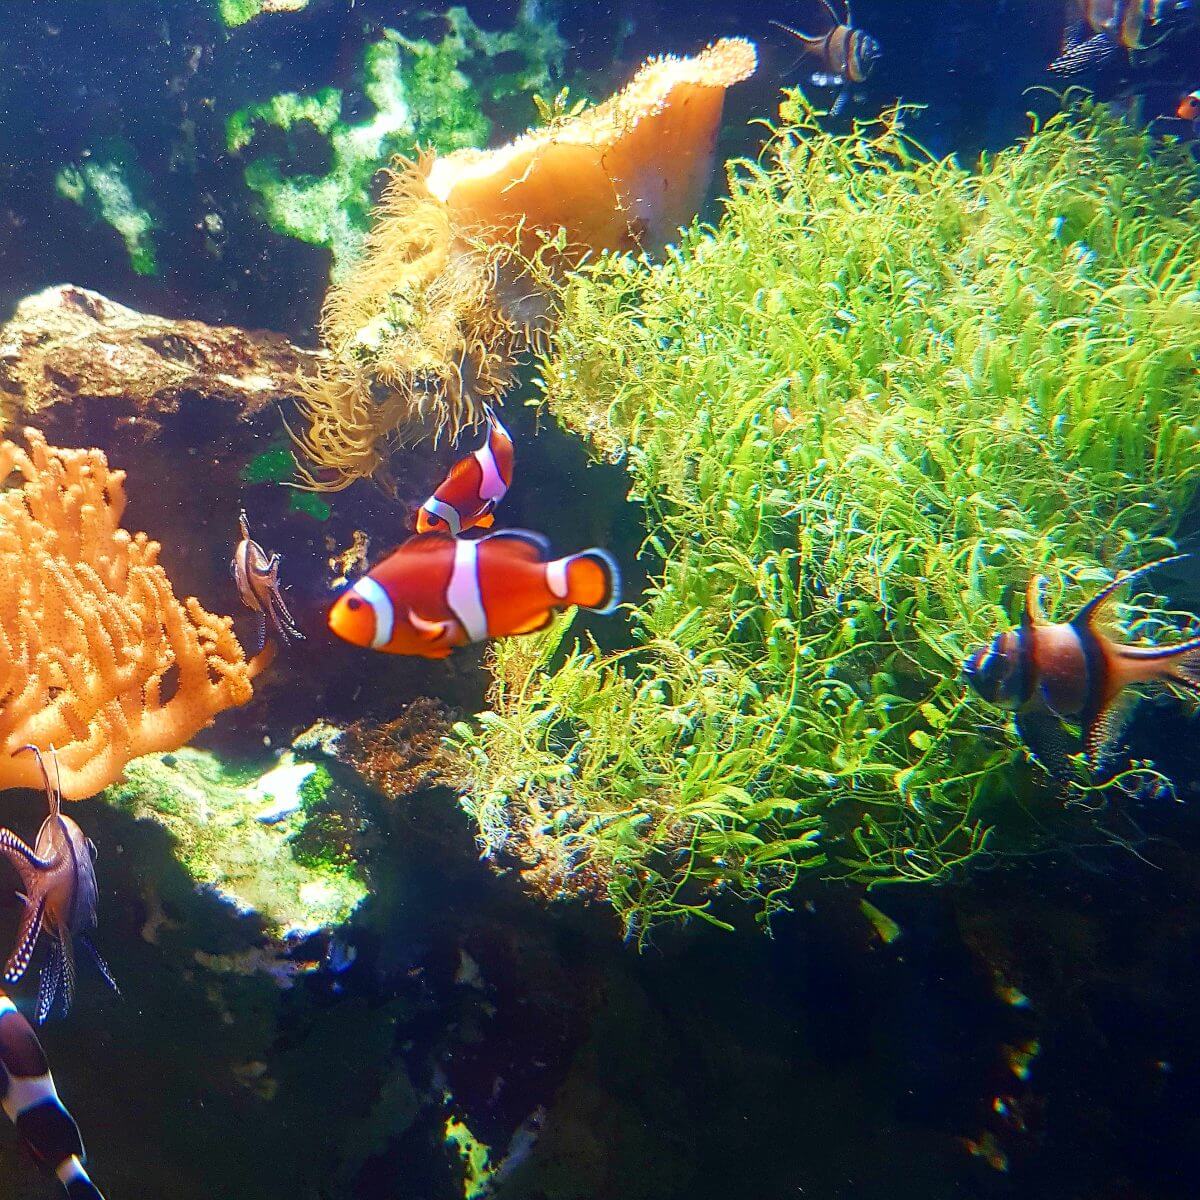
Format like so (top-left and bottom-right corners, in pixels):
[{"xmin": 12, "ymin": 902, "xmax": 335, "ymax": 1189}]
[
  {"xmin": 106, "ymin": 749, "xmax": 366, "ymax": 935},
  {"xmin": 449, "ymin": 99, "xmax": 1200, "ymax": 932},
  {"xmin": 225, "ymin": 3, "xmax": 564, "ymax": 278},
  {"xmin": 55, "ymin": 139, "xmax": 159, "ymax": 276}
]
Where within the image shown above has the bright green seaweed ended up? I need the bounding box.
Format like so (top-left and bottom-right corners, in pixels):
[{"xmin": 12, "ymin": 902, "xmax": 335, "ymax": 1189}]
[
  {"xmin": 448, "ymin": 98, "xmax": 1200, "ymax": 934},
  {"xmin": 227, "ymin": 4, "xmax": 564, "ymax": 278}
]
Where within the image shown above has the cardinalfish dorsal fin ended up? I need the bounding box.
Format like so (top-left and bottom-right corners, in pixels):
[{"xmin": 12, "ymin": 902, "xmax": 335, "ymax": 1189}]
[
  {"xmin": 1023, "ymin": 574, "xmax": 1050, "ymax": 629},
  {"xmin": 816, "ymin": 0, "xmax": 846, "ymax": 27},
  {"xmin": 1071, "ymin": 554, "xmax": 1191, "ymax": 631},
  {"xmin": 16, "ymin": 745, "xmax": 61, "ymax": 821}
]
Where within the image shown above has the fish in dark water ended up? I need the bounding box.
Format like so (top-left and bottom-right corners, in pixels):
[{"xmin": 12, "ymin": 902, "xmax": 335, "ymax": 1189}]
[
  {"xmin": 1177, "ymin": 87, "xmax": 1200, "ymax": 119},
  {"xmin": 962, "ymin": 557, "xmax": 1200, "ymax": 777},
  {"xmin": 327, "ymin": 530, "xmax": 620, "ymax": 658},
  {"xmin": 231, "ymin": 509, "xmax": 305, "ymax": 652},
  {"xmin": 0, "ymin": 747, "xmax": 117, "ymax": 1023},
  {"xmin": 0, "ymin": 989, "xmax": 105, "ymax": 1198},
  {"xmin": 772, "ymin": 0, "xmax": 881, "ymax": 115},
  {"xmin": 416, "ymin": 405, "xmax": 515, "ymax": 536},
  {"xmin": 1050, "ymin": 0, "xmax": 1193, "ymax": 75}
]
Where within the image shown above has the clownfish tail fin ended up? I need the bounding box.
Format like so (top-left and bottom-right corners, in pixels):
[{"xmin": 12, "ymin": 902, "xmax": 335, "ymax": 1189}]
[{"xmin": 562, "ymin": 549, "xmax": 621, "ymax": 615}]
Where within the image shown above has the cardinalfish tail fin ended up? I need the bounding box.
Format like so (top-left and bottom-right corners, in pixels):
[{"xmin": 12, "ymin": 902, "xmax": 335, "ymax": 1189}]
[
  {"xmin": 1118, "ymin": 634, "xmax": 1200, "ymax": 694},
  {"xmin": 558, "ymin": 549, "xmax": 621, "ymax": 615},
  {"xmin": 0, "ymin": 992, "xmax": 106, "ymax": 1199}
]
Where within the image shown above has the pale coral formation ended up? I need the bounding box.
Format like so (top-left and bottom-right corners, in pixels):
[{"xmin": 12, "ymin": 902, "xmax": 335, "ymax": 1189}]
[
  {"xmin": 295, "ymin": 37, "xmax": 757, "ymax": 489},
  {"xmin": 0, "ymin": 429, "xmax": 260, "ymax": 799}
]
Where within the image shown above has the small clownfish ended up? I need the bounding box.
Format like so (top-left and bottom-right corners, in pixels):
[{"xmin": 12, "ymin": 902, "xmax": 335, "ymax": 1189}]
[
  {"xmin": 328, "ymin": 530, "xmax": 620, "ymax": 659},
  {"xmin": 962, "ymin": 556, "xmax": 1200, "ymax": 777},
  {"xmin": 416, "ymin": 406, "xmax": 514, "ymax": 537},
  {"xmin": 1177, "ymin": 88, "xmax": 1200, "ymax": 120}
]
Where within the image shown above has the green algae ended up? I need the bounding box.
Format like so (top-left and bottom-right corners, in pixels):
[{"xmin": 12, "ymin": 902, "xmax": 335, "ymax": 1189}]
[
  {"xmin": 217, "ymin": 0, "xmax": 309, "ymax": 28},
  {"xmin": 449, "ymin": 98, "xmax": 1200, "ymax": 933},
  {"xmin": 55, "ymin": 140, "xmax": 158, "ymax": 276},
  {"xmin": 227, "ymin": 4, "xmax": 564, "ymax": 279},
  {"xmin": 106, "ymin": 749, "xmax": 366, "ymax": 935}
]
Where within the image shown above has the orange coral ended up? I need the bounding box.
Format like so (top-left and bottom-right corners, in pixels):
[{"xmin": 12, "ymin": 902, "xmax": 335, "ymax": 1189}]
[
  {"xmin": 296, "ymin": 38, "xmax": 757, "ymax": 489},
  {"xmin": 0, "ymin": 429, "xmax": 259, "ymax": 799}
]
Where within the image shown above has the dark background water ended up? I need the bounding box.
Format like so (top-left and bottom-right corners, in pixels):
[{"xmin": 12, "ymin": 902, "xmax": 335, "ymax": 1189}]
[{"xmin": 2, "ymin": 2, "xmax": 1200, "ymax": 1199}]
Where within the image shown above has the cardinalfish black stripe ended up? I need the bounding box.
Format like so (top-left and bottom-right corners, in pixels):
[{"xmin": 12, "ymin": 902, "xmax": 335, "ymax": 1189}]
[{"xmin": 0, "ymin": 990, "xmax": 104, "ymax": 1198}]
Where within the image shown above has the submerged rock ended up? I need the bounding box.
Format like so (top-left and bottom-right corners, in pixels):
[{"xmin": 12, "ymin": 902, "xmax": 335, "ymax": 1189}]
[
  {"xmin": 104, "ymin": 747, "xmax": 369, "ymax": 936},
  {"xmin": 0, "ymin": 283, "xmax": 318, "ymax": 427}
]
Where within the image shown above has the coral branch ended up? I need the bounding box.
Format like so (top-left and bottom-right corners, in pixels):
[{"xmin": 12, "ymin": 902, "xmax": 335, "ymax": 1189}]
[{"xmin": 0, "ymin": 429, "xmax": 255, "ymax": 799}]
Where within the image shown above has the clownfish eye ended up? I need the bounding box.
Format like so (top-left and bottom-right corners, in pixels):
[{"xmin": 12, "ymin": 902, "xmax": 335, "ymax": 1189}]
[
  {"xmin": 426, "ymin": 513, "xmax": 442, "ymax": 527},
  {"xmin": 346, "ymin": 597, "xmax": 363, "ymax": 612}
]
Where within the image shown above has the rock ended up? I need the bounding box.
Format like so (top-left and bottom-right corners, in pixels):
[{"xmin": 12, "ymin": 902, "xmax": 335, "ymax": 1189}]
[{"xmin": 0, "ymin": 283, "xmax": 319, "ymax": 428}]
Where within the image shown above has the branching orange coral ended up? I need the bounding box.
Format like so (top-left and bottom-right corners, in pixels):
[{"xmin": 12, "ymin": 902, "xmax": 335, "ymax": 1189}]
[
  {"xmin": 0, "ymin": 429, "xmax": 260, "ymax": 799},
  {"xmin": 295, "ymin": 37, "xmax": 757, "ymax": 490}
]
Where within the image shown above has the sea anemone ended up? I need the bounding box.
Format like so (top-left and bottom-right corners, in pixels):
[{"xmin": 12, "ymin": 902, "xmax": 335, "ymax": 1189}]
[{"xmin": 295, "ymin": 37, "xmax": 757, "ymax": 490}]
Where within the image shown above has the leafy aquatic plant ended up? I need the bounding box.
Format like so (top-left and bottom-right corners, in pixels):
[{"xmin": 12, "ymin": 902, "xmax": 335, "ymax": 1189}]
[{"xmin": 448, "ymin": 97, "xmax": 1200, "ymax": 934}]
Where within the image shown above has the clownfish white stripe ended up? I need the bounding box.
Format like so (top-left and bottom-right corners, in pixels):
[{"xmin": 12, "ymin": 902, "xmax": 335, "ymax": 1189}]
[
  {"xmin": 546, "ymin": 558, "xmax": 570, "ymax": 600},
  {"xmin": 352, "ymin": 577, "xmax": 395, "ymax": 651},
  {"xmin": 447, "ymin": 539, "xmax": 489, "ymax": 643},
  {"xmin": 422, "ymin": 497, "xmax": 462, "ymax": 536},
  {"xmin": 474, "ymin": 441, "xmax": 507, "ymax": 504},
  {"xmin": 2, "ymin": 1070, "xmax": 59, "ymax": 1122},
  {"xmin": 0, "ymin": 996, "xmax": 16, "ymax": 1017}
]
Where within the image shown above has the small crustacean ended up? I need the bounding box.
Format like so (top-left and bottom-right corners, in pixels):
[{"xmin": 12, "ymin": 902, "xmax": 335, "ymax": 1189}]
[
  {"xmin": 231, "ymin": 509, "xmax": 305, "ymax": 653},
  {"xmin": 0, "ymin": 746, "xmax": 117, "ymax": 1024}
]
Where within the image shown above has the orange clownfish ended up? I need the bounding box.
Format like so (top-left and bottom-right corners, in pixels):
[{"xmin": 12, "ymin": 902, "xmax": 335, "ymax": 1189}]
[
  {"xmin": 416, "ymin": 406, "xmax": 514, "ymax": 536},
  {"xmin": 1178, "ymin": 89, "xmax": 1200, "ymax": 120},
  {"xmin": 962, "ymin": 556, "xmax": 1200, "ymax": 776},
  {"xmin": 327, "ymin": 530, "xmax": 620, "ymax": 658}
]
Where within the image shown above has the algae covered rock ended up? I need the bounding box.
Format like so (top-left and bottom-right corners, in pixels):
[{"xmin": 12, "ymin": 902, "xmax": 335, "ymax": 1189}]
[
  {"xmin": 105, "ymin": 747, "xmax": 369, "ymax": 935},
  {"xmin": 449, "ymin": 98, "xmax": 1200, "ymax": 931}
]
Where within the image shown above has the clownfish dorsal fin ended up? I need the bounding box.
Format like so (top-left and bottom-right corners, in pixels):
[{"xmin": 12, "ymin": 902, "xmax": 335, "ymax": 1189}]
[
  {"xmin": 1071, "ymin": 554, "xmax": 1191, "ymax": 632},
  {"xmin": 477, "ymin": 528, "xmax": 552, "ymax": 562},
  {"xmin": 1023, "ymin": 574, "xmax": 1049, "ymax": 630}
]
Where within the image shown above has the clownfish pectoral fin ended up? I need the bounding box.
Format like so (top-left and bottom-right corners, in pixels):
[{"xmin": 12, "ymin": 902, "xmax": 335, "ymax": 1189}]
[
  {"xmin": 407, "ymin": 608, "xmax": 451, "ymax": 644},
  {"xmin": 474, "ymin": 509, "xmax": 496, "ymax": 529},
  {"xmin": 508, "ymin": 610, "xmax": 556, "ymax": 636},
  {"xmin": 1072, "ymin": 555, "xmax": 1191, "ymax": 632},
  {"xmin": 5, "ymin": 894, "xmax": 46, "ymax": 985},
  {"xmin": 1014, "ymin": 705, "xmax": 1082, "ymax": 786}
]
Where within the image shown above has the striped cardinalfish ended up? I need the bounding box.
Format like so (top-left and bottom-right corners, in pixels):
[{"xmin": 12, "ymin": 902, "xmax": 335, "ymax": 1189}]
[
  {"xmin": 0, "ymin": 989, "xmax": 105, "ymax": 1198},
  {"xmin": 772, "ymin": 0, "xmax": 881, "ymax": 115},
  {"xmin": 327, "ymin": 530, "xmax": 620, "ymax": 658},
  {"xmin": 1050, "ymin": 0, "xmax": 1193, "ymax": 75},
  {"xmin": 416, "ymin": 405, "xmax": 515, "ymax": 537},
  {"xmin": 962, "ymin": 556, "xmax": 1200, "ymax": 777},
  {"xmin": 0, "ymin": 747, "xmax": 118, "ymax": 1024}
]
